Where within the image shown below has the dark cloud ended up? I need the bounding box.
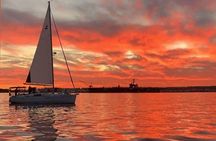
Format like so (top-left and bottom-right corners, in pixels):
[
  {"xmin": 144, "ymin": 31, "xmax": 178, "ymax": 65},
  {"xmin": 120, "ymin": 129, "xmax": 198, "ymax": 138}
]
[
  {"xmin": 3, "ymin": 8, "xmax": 40, "ymax": 25},
  {"xmin": 58, "ymin": 20, "xmax": 124, "ymax": 37},
  {"xmin": 4, "ymin": 0, "xmax": 216, "ymax": 38},
  {"xmin": 136, "ymin": 0, "xmax": 216, "ymax": 28},
  {"xmin": 195, "ymin": 10, "xmax": 216, "ymax": 27}
]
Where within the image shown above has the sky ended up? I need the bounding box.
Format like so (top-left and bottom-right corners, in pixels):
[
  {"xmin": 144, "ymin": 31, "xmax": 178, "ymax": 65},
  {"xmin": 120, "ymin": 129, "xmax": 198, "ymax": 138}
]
[{"xmin": 1, "ymin": 0, "xmax": 216, "ymax": 88}]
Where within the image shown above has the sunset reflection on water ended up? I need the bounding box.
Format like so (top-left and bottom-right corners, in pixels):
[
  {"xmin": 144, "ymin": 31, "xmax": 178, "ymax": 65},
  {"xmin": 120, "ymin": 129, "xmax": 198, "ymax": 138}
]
[{"xmin": 0, "ymin": 93, "xmax": 216, "ymax": 140}]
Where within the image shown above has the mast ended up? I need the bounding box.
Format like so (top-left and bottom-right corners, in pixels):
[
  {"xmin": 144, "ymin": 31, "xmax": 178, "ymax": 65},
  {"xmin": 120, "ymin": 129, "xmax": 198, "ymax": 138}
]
[{"xmin": 48, "ymin": 1, "xmax": 55, "ymax": 92}]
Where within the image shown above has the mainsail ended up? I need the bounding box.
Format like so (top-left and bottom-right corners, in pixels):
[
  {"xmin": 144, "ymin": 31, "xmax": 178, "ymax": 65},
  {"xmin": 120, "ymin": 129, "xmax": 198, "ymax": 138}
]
[{"xmin": 25, "ymin": 2, "xmax": 53, "ymax": 85}]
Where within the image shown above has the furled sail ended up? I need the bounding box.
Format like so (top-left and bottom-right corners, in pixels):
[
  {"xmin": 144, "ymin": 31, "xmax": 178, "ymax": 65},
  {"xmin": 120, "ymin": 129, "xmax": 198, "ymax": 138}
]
[{"xmin": 25, "ymin": 3, "xmax": 53, "ymax": 85}]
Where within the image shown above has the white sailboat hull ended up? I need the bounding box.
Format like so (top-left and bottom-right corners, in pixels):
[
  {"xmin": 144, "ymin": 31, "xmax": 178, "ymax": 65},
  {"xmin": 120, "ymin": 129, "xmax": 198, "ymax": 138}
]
[{"xmin": 9, "ymin": 93, "xmax": 78, "ymax": 105}]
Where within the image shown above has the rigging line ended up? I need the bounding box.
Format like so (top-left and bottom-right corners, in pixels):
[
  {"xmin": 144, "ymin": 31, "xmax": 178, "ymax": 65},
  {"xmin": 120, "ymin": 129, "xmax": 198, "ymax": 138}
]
[{"xmin": 51, "ymin": 13, "xmax": 76, "ymax": 89}]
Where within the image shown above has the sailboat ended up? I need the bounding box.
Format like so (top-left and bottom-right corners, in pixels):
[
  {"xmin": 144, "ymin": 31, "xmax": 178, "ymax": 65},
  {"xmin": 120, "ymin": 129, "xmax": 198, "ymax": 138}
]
[{"xmin": 9, "ymin": 1, "xmax": 78, "ymax": 104}]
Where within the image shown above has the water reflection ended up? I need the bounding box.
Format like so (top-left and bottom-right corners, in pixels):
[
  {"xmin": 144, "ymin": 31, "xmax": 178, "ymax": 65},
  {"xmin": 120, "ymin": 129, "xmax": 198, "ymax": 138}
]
[
  {"xmin": 28, "ymin": 106, "xmax": 57, "ymax": 141},
  {"xmin": 12, "ymin": 105, "xmax": 74, "ymax": 141}
]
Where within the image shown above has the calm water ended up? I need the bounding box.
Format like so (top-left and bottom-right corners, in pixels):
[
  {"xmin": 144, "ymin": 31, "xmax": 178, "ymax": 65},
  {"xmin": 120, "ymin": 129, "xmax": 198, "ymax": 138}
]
[{"xmin": 0, "ymin": 93, "xmax": 216, "ymax": 141}]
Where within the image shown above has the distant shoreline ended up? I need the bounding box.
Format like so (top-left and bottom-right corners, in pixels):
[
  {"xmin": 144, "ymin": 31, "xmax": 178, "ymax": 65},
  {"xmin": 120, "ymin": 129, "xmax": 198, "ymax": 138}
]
[
  {"xmin": 77, "ymin": 86, "xmax": 216, "ymax": 93},
  {"xmin": 2, "ymin": 86, "xmax": 216, "ymax": 93},
  {"xmin": 0, "ymin": 89, "xmax": 8, "ymax": 93}
]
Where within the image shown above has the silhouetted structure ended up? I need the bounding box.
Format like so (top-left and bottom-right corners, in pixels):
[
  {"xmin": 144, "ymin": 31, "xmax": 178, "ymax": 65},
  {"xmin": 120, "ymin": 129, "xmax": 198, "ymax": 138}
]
[{"xmin": 129, "ymin": 79, "xmax": 138, "ymax": 89}]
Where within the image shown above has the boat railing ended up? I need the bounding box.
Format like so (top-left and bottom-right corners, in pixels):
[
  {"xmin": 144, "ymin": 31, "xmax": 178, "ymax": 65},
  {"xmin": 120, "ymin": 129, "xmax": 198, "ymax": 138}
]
[
  {"xmin": 9, "ymin": 87, "xmax": 79, "ymax": 96},
  {"xmin": 9, "ymin": 86, "xmax": 39, "ymax": 96},
  {"xmin": 9, "ymin": 87, "xmax": 28, "ymax": 96}
]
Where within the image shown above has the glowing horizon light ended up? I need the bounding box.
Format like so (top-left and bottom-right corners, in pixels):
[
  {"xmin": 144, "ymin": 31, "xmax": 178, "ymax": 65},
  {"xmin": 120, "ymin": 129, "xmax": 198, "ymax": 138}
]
[{"xmin": 165, "ymin": 41, "xmax": 190, "ymax": 50}]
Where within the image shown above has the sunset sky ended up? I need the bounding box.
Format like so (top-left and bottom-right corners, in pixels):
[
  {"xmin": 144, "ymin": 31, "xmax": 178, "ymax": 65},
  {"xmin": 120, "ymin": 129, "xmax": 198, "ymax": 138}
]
[{"xmin": 1, "ymin": 0, "xmax": 216, "ymax": 88}]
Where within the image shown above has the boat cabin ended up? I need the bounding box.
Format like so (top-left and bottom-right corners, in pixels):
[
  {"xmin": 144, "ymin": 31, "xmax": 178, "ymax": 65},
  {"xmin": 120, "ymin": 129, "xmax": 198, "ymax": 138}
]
[
  {"xmin": 9, "ymin": 87, "xmax": 27, "ymax": 96},
  {"xmin": 9, "ymin": 86, "xmax": 37, "ymax": 96}
]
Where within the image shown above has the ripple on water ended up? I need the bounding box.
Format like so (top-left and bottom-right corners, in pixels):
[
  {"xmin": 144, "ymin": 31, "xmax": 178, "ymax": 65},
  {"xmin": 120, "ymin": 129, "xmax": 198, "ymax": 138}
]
[
  {"xmin": 55, "ymin": 137, "xmax": 72, "ymax": 141},
  {"xmin": 81, "ymin": 134, "xmax": 109, "ymax": 141},
  {"xmin": 169, "ymin": 135, "xmax": 216, "ymax": 141},
  {"xmin": 0, "ymin": 125, "xmax": 21, "ymax": 130},
  {"xmin": 208, "ymin": 123, "xmax": 216, "ymax": 127},
  {"xmin": 122, "ymin": 131, "xmax": 137, "ymax": 135},
  {"xmin": 131, "ymin": 137, "xmax": 166, "ymax": 141},
  {"xmin": 193, "ymin": 130, "xmax": 216, "ymax": 136}
]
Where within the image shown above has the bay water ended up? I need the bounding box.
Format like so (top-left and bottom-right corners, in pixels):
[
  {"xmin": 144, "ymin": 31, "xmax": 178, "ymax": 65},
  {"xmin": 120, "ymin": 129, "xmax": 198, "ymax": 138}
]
[{"xmin": 0, "ymin": 93, "xmax": 216, "ymax": 141}]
